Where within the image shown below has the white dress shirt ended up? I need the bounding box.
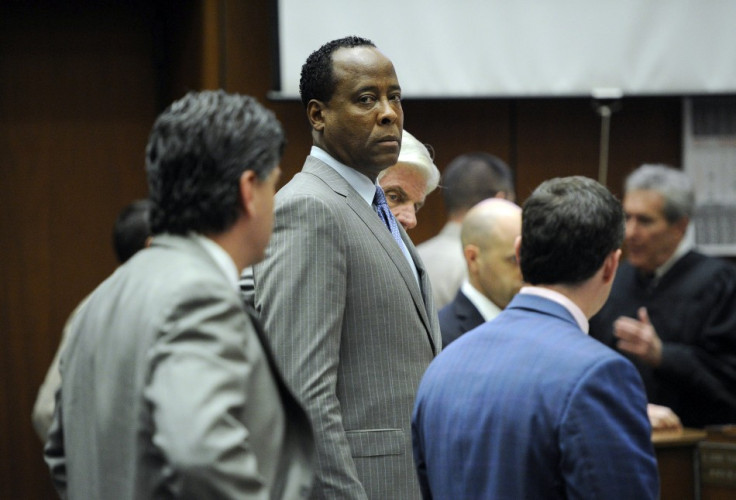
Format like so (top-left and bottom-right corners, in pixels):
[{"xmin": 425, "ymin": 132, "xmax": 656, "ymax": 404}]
[
  {"xmin": 519, "ymin": 286, "xmax": 589, "ymax": 334},
  {"xmin": 461, "ymin": 280, "xmax": 502, "ymax": 322}
]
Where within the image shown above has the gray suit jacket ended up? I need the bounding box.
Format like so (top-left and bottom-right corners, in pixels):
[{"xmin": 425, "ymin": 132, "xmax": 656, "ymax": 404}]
[
  {"xmin": 253, "ymin": 157, "xmax": 441, "ymax": 499},
  {"xmin": 44, "ymin": 234, "xmax": 314, "ymax": 499},
  {"xmin": 416, "ymin": 222, "xmax": 465, "ymax": 309}
]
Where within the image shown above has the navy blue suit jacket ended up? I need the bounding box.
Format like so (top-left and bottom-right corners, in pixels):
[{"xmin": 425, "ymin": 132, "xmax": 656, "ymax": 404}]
[
  {"xmin": 438, "ymin": 290, "xmax": 484, "ymax": 348},
  {"xmin": 413, "ymin": 293, "xmax": 658, "ymax": 499}
]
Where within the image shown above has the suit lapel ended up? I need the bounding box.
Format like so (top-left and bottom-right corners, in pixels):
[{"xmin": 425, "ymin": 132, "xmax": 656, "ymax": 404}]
[
  {"xmin": 455, "ymin": 292, "xmax": 485, "ymax": 333},
  {"xmin": 302, "ymin": 158, "xmax": 438, "ymax": 351},
  {"xmin": 402, "ymin": 229, "xmax": 440, "ymax": 350}
]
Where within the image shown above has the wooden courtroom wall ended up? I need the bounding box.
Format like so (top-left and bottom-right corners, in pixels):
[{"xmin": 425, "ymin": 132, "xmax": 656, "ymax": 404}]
[
  {"xmin": 0, "ymin": 2, "xmax": 197, "ymax": 497},
  {"xmin": 0, "ymin": 1, "xmax": 680, "ymax": 498}
]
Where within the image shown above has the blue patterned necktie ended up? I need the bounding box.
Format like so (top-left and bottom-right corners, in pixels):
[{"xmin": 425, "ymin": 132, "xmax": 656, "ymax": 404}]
[
  {"xmin": 373, "ymin": 185, "xmax": 404, "ymax": 247},
  {"xmin": 373, "ymin": 185, "xmax": 420, "ymax": 285}
]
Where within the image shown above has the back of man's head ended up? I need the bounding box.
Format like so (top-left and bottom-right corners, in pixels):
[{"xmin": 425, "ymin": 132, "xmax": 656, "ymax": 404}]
[
  {"xmin": 112, "ymin": 199, "xmax": 153, "ymax": 263},
  {"xmin": 520, "ymin": 176, "xmax": 624, "ymax": 286},
  {"xmin": 441, "ymin": 153, "xmax": 514, "ymax": 218},
  {"xmin": 625, "ymin": 164, "xmax": 694, "ymax": 223},
  {"xmin": 146, "ymin": 90, "xmax": 285, "ymax": 236},
  {"xmin": 461, "ymin": 198, "xmax": 521, "ymax": 250}
]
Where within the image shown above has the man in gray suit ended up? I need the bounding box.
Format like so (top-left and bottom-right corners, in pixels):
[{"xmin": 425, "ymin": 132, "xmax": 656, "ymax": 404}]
[
  {"xmin": 44, "ymin": 90, "xmax": 314, "ymax": 499},
  {"xmin": 253, "ymin": 36, "xmax": 441, "ymax": 499}
]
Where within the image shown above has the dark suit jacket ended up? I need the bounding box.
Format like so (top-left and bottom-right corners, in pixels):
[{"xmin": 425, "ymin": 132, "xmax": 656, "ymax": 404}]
[
  {"xmin": 254, "ymin": 156, "xmax": 441, "ymax": 499},
  {"xmin": 438, "ymin": 289, "xmax": 485, "ymax": 348},
  {"xmin": 413, "ymin": 292, "xmax": 658, "ymax": 499},
  {"xmin": 590, "ymin": 253, "xmax": 736, "ymax": 427}
]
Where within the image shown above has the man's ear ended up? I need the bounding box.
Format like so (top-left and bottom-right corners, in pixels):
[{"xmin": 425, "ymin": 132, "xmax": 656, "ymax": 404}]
[
  {"xmin": 674, "ymin": 216, "xmax": 689, "ymax": 238},
  {"xmin": 464, "ymin": 244, "xmax": 480, "ymax": 273},
  {"xmin": 307, "ymin": 99, "xmax": 326, "ymax": 131},
  {"xmin": 239, "ymin": 170, "xmax": 258, "ymax": 218},
  {"xmin": 514, "ymin": 235, "xmax": 522, "ymax": 265},
  {"xmin": 602, "ymin": 248, "xmax": 622, "ymax": 284}
]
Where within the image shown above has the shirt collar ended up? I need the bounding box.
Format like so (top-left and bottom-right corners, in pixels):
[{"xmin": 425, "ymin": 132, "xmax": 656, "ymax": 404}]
[
  {"xmin": 519, "ymin": 286, "xmax": 589, "ymax": 334},
  {"xmin": 310, "ymin": 146, "xmax": 376, "ymax": 205},
  {"xmin": 191, "ymin": 233, "xmax": 239, "ymax": 291},
  {"xmin": 440, "ymin": 221, "xmax": 462, "ymax": 237},
  {"xmin": 461, "ymin": 280, "xmax": 502, "ymax": 322},
  {"xmin": 655, "ymin": 223, "xmax": 694, "ymax": 279}
]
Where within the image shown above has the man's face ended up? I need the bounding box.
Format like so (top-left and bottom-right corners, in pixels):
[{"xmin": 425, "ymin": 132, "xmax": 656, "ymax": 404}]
[
  {"xmin": 379, "ymin": 164, "xmax": 426, "ymax": 230},
  {"xmin": 475, "ymin": 216, "xmax": 522, "ymax": 309},
  {"xmin": 623, "ymin": 189, "xmax": 685, "ymax": 273},
  {"xmin": 313, "ymin": 46, "xmax": 403, "ymax": 179}
]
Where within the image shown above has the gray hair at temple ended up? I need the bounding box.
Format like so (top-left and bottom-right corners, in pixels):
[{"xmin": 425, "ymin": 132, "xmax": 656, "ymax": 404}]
[
  {"xmin": 624, "ymin": 164, "xmax": 695, "ymax": 223},
  {"xmin": 378, "ymin": 130, "xmax": 440, "ymax": 194}
]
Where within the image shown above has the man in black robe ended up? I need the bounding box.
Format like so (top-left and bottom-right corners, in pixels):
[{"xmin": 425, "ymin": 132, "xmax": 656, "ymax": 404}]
[{"xmin": 590, "ymin": 164, "xmax": 736, "ymax": 428}]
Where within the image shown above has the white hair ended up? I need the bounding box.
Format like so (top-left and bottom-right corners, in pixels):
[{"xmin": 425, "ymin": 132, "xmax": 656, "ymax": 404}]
[{"xmin": 378, "ymin": 130, "xmax": 440, "ymax": 194}]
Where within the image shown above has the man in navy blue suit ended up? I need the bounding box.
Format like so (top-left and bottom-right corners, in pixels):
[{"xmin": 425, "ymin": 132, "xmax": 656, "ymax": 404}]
[
  {"xmin": 438, "ymin": 198, "xmax": 522, "ymax": 347},
  {"xmin": 412, "ymin": 176, "xmax": 658, "ymax": 499}
]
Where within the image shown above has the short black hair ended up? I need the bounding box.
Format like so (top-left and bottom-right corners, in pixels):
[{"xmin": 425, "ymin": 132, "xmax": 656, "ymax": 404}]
[
  {"xmin": 299, "ymin": 36, "xmax": 375, "ymax": 108},
  {"xmin": 520, "ymin": 176, "xmax": 624, "ymax": 286},
  {"xmin": 112, "ymin": 199, "xmax": 152, "ymax": 263},
  {"xmin": 441, "ymin": 153, "xmax": 514, "ymax": 215},
  {"xmin": 146, "ymin": 90, "xmax": 285, "ymax": 235}
]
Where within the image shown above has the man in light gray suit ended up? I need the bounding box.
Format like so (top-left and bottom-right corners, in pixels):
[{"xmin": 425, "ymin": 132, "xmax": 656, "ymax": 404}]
[
  {"xmin": 44, "ymin": 90, "xmax": 314, "ymax": 499},
  {"xmin": 253, "ymin": 36, "xmax": 441, "ymax": 499}
]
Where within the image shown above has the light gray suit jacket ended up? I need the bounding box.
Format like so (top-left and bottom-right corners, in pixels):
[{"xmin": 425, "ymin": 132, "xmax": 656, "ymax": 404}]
[
  {"xmin": 253, "ymin": 157, "xmax": 441, "ymax": 499},
  {"xmin": 44, "ymin": 234, "xmax": 314, "ymax": 499}
]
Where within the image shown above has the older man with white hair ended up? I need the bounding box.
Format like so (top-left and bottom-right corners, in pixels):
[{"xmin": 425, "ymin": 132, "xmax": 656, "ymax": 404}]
[
  {"xmin": 590, "ymin": 164, "xmax": 736, "ymax": 428},
  {"xmin": 377, "ymin": 130, "xmax": 440, "ymax": 231}
]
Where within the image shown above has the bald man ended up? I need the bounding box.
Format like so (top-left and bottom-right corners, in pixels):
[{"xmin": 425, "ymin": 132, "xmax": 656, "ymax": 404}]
[{"xmin": 438, "ymin": 199, "xmax": 522, "ymax": 347}]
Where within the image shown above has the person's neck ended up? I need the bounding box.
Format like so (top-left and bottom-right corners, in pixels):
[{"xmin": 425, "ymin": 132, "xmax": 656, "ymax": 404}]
[
  {"xmin": 468, "ymin": 277, "xmax": 503, "ymax": 310},
  {"xmin": 205, "ymin": 227, "xmax": 253, "ymax": 272},
  {"xmin": 448, "ymin": 212, "xmax": 466, "ymax": 224},
  {"xmin": 536, "ymin": 283, "xmax": 597, "ymax": 319},
  {"xmin": 311, "ymin": 144, "xmax": 379, "ymax": 182}
]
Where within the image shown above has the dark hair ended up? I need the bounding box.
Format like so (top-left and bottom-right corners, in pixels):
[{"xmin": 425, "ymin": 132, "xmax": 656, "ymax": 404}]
[
  {"xmin": 112, "ymin": 199, "xmax": 152, "ymax": 263},
  {"xmin": 299, "ymin": 36, "xmax": 375, "ymax": 108},
  {"xmin": 441, "ymin": 152, "xmax": 515, "ymax": 215},
  {"xmin": 520, "ymin": 176, "xmax": 624, "ymax": 286},
  {"xmin": 146, "ymin": 90, "xmax": 285, "ymax": 235}
]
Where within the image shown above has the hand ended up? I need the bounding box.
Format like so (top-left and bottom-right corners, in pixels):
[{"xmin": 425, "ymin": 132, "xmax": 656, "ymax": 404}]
[
  {"xmin": 613, "ymin": 307, "xmax": 663, "ymax": 366},
  {"xmin": 647, "ymin": 403, "xmax": 682, "ymax": 432}
]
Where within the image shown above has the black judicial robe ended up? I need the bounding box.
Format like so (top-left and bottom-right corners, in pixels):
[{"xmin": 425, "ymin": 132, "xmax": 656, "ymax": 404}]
[{"xmin": 589, "ymin": 251, "xmax": 736, "ymax": 428}]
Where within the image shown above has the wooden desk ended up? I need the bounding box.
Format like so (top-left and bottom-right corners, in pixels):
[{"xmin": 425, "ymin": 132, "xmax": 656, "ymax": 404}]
[
  {"xmin": 699, "ymin": 425, "xmax": 736, "ymax": 500},
  {"xmin": 652, "ymin": 428, "xmax": 707, "ymax": 500}
]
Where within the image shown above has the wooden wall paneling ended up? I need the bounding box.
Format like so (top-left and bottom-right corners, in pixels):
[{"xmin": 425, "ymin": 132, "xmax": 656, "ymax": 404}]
[
  {"xmin": 514, "ymin": 97, "xmax": 682, "ymax": 202},
  {"xmin": 222, "ymin": 0, "xmax": 272, "ymax": 96},
  {"xmin": 606, "ymin": 97, "xmax": 682, "ymax": 196},
  {"xmin": 399, "ymin": 99, "xmax": 513, "ymax": 243},
  {"xmin": 152, "ymin": 1, "xmax": 210, "ymax": 108},
  {"xmin": 202, "ymin": 0, "xmax": 224, "ymax": 90},
  {"xmin": 514, "ymin": 98, "xmax": 603, "ymax": 202},
  {"xmin": 221, "ymin": 0, "xmax": 314, "ymax": 193},
  {"xmin": 1, "ymin": 2, "xmax": 157, "ymax": 497}
]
